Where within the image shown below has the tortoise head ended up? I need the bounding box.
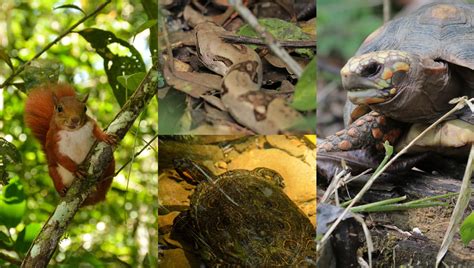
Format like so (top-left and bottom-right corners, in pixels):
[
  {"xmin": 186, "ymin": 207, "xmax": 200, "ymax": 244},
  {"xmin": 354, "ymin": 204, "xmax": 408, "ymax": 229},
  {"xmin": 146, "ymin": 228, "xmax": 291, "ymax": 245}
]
[
  {"xmin": 173, "ymin": 158, "xmax": 215, "ymax": 185},
  {"xmin": 341, "ymin": 50, "xmax": 450, "ymax": 106}
]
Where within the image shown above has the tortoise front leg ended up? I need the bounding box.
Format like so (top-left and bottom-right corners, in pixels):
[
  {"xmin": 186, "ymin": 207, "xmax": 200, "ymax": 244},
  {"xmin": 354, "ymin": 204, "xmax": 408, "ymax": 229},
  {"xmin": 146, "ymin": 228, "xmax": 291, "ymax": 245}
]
[
  {"xmin": 317, "ymin": 111, "xmax": 411, "ymax": 182},
  {"xmin": 318, "ymin": 111, "xmax": 405, "ymax": 153}
]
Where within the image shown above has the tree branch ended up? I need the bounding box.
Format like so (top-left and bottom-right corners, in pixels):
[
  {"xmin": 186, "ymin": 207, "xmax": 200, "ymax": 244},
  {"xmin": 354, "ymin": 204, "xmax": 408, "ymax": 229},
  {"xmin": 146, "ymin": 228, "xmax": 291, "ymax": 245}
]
[
  {"xmin": 0, "ymin": 0, "xmax": 112, "ymax": 89},
  {"xmin": 21, "ymin": 63, "xmax": 158, "ymax": 267},
  {"xmin": 219, "ymin": 33, "xmax": 316, "ymax": 48}
]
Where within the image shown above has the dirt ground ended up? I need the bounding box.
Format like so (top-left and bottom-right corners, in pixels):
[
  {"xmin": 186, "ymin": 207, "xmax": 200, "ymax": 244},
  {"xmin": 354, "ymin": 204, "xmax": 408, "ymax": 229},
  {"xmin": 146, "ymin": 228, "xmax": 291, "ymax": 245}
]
[{"xmin": 368, "ymin": 205, "xmax": 474, "ymax": 266}]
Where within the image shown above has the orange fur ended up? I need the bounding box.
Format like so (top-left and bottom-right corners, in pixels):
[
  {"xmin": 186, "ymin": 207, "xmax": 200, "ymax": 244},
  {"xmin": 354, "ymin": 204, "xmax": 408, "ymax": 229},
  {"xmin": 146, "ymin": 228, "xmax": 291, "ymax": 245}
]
[
  {"xmin": 24, "ymin": 84, "xmax": 76, "ymax": 148},
  {"xmin": 24, "ymin": 83, "xmax": 115, "ymax": 206}
]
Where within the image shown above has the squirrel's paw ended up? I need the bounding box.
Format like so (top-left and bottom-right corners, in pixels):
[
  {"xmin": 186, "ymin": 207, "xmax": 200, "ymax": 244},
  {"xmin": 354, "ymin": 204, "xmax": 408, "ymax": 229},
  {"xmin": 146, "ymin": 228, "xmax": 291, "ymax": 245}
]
[
  {"xmin": 74, "ymin": 167, "xmax": 87, "ymax": 179},
  {"xmin": 60, "ymin": 187, "xmax": 69, "ymax": 196},
  {"xmin": 103, "ymin": 133, "xmax": 118, "ymax": 146}
]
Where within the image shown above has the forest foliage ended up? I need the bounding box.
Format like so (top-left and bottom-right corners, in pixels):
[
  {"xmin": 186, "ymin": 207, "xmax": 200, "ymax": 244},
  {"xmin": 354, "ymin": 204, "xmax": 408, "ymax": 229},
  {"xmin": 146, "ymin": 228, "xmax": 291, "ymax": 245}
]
[{"xmin": 0, "ymin": 0, "xmax": 158, "ymax": 266}]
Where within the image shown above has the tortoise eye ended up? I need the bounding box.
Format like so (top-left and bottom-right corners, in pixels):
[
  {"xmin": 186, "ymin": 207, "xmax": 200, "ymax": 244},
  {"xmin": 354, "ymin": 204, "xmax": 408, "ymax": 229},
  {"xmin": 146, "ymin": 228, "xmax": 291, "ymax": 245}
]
[
  {"xmin": 56, "ymin": 105, "xmax": 63, "ymax": 113},
  {"xmin": 361, "ymin": 62, "xmax": 382, "ymax": 78}
]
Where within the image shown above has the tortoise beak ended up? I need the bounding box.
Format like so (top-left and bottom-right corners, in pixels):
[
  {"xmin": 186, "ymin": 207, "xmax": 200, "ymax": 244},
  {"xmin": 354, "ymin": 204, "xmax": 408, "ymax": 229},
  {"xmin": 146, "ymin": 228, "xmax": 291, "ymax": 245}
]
[
  {"xmin": 340, "ymin": 51, "xmax": 411, "ymax": 105},
  {"xmin": 341, "ymin": 66, "xmax": 386, "ymax": 92},
  {"xmin": 341, "ymin": 64, "xmax": 393, "ymax": 105}
]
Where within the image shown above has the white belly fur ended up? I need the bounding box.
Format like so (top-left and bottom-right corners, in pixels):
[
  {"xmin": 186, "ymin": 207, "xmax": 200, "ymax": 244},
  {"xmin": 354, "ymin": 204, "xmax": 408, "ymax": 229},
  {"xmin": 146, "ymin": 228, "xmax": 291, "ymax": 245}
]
[
  {"xmin": 56, "ymin": 121, "xmax": 96, "ymax": 186},
  {"xmin": 57, "ymin": 164, "xmax": 75, "ymax": 187}
]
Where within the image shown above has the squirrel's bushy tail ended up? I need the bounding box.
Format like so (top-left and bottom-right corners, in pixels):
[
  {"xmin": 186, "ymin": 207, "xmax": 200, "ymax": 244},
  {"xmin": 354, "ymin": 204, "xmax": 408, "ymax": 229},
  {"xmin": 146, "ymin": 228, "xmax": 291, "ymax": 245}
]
[{"xmin": 24, "ymin": 84, "xmax": 76, "ymax": 147}]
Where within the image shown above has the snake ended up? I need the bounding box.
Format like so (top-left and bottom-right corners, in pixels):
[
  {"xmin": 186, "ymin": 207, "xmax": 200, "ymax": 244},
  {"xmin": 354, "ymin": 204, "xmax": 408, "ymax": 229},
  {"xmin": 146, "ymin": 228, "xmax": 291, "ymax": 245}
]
[{"xmin": 194, "ymin": 22, "xmax": 305, "ymax": 134}]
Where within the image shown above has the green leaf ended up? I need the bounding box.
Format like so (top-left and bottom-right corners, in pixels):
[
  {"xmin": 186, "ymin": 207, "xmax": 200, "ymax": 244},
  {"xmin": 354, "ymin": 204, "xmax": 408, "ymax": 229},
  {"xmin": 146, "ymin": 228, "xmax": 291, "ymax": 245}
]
[
  {"xmin": 158, "ymin": 89, "xmax": 187, "ymax": 134},
  {"xmin": 0, "ymin": 230, "xmax": 12, "ymax": 248},
  {"xmin": 78, "ymin": 28, "xmax": 146, "ymax": 106},
  {"xmin": 383, "ymin": 140, "xmax": 394, "ymax": 156},
  {"xmin": 371, "ymin": 141, "xmax": 394, "ymax": 176},
  {"xmin": 288, "ymin": 113, "xmax": 316, "ymax": 132},
  {"xmin": 0, "ymin": 48, "xmax": 14, "ymax": 70},
  {"xmin": 53, "ymin": 4, "xmax": 85, "ymax": 15},
  {"xmin": 0, "ymin": 137, "xmax": 21, "ymax": 185},
  {"xmin": 292, "ymin": 57, "xmax": 316, "ymax": 110},
  {"xmin": 0, "ymin": 138, "xmax": 22, "ymax": 165},
  {"xmin": 14, "ymin": 223, "xmax": 42, "ymax": 253},
  {"xmin": 0, "ymin": 178, "xmax": 26, "ymax": 228},
  {"xmin": 117, "ymin": 72, "xmax": 146, "ymax": 92},
  {"xmin": 135, "ymin": 19, "xmax": 158, "ymax": 35},
  {"xmin": 238, "ymin": 18, "xmax": 311, "ymax": 41},
  {"xmin": 460, "ymin": 212, "xmax": 474, "ymax": 245},
  {"xmin": 64, "ymin": 251, "xmax": 105, "ymax": 266},
  {"xmin": 238, "ymin": 18, "xmax": 313, "ymax": 57}
]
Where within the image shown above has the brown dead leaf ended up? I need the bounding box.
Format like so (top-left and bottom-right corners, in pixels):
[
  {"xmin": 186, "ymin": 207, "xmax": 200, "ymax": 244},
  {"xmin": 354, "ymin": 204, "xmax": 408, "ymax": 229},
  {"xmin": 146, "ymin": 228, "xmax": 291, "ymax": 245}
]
[
  {"xmin": 163, "ymin": 62, "xmax": 222, "ymax": 98},
  {"xmin": 169, "ymin": 31, "xmax": 196, "ymax": 47},
  {"xmin": 204, "ymin": 102, "xmax": 233, "ymax": 121},
  {"xmin": 280, "ymin": 80, "xmax": 295, "ymax": 93},
  {"xmin": 172, "ymin": 58, "xmax": 192, "ymax": 72},
  {"xmin": 190, "ymin": 121, "xmax": 254, "ymax": 135},
  {"xmin": 265, "ymin": 54, "xmax": 288, "ymax": 69},
  {"xmin": 201, "ymin": 94, "xmax": 226, "ymax": 111}
]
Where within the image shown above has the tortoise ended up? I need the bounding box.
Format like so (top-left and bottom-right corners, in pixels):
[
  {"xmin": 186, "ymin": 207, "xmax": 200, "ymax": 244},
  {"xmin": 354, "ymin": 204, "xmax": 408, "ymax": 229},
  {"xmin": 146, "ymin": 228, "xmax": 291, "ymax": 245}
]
[
  {"xmin": 171, "ymin": 159, "xmax": 316, "ymax": 266},
  {"xmin": 318, "ymin": 3, "xmax": 474, "ymax": 180}
]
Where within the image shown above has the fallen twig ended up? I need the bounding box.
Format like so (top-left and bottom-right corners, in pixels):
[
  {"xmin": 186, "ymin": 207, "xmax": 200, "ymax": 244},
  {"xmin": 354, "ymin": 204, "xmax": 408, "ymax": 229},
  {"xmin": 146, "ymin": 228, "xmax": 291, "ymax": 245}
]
[
  {"xmin": 228, "ymin": 0, "xmax": 303, "ymax": 77},
  {"xmin": 219, "ymin": 33, "xmax": 317, "ymax": 48}
]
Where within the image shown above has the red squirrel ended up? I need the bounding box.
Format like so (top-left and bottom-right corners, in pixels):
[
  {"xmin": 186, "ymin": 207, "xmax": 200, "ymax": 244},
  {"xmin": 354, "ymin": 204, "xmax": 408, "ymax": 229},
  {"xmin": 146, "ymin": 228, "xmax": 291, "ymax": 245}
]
[{"xmin": 24, "ymin": 83, "xmax": 116, "ymax": 206}]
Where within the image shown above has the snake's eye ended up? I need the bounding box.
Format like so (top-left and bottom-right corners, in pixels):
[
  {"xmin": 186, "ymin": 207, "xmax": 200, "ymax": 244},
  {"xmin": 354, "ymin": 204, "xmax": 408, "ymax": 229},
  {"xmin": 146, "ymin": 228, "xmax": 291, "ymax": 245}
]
[{"xmin": 361, "ymin": 62, "xmax": 382, "ymax": 78}]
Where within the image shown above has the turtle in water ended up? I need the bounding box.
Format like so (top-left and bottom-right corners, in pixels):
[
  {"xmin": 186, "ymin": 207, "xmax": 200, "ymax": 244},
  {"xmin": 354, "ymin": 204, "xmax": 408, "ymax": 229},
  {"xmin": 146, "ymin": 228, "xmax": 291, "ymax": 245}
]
[
  {"xmin": 318, "ymin": 2, "xmax": 474, "ymax": 180},
  {"xmin": 172, "ymin": 158, "xmax": 316, "ymax": 266}
]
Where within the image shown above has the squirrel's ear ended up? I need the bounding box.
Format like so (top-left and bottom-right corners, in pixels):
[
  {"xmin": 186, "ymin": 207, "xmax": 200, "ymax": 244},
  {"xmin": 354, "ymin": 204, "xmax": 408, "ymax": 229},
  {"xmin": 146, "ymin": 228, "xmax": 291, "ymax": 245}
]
[
  {"xmin": 52, "ymin": 93, "xmax": 59, "ymax": 106},
  {"xmin": 80, "ymin": 93, "xmax": 89, "ymax": 103}
]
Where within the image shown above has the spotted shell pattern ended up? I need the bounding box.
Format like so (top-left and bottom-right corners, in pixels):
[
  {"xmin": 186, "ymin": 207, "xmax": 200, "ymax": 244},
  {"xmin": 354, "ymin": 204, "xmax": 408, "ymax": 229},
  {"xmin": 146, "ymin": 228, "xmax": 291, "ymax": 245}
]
[{"xmin": 176, "ymin": 168, "xmax": 316, "ymax": 266}]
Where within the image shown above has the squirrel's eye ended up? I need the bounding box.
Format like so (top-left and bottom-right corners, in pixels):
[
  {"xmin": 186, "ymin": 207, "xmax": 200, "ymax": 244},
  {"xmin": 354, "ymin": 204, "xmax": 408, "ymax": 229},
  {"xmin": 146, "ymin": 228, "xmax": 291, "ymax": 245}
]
[
  {"xmin": 57, "ymin": 105, "xmax": 63, "ymax": 113},
  {"xmin": 84, "ymin": 106, "xmax": 87, "ymax": 112}
]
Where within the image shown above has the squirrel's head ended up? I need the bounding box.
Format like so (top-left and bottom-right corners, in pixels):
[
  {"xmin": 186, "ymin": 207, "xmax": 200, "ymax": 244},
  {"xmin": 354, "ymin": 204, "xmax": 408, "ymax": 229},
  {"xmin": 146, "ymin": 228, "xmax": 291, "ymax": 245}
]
[{"xmin": 52, "ymin": 93, "xmax": 89, "ymax": 130}]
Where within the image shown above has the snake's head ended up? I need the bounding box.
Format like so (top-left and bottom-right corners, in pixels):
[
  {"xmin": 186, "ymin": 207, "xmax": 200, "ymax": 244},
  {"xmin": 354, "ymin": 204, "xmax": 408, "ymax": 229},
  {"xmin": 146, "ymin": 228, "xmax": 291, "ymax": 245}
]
[{"xmin": 341, "ymin": 50, "xmax": 413, "ymax": 105}]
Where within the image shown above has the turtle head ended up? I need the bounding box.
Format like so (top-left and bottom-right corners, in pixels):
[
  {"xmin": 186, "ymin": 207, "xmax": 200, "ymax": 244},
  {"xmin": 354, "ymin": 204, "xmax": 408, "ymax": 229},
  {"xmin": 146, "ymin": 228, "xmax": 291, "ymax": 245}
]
[
  {"xmin": 173, "ymin": 158, "xmax": 215, "ymax": 185},
  {"xmin": 341, "ymin": 50, "xmax": 414, "ymax": 105},
  {"xmin": 341, "ymin": 50, "xmax": 449, "ymax": 105},
  {"xmin": 341, "ymin": 50, "xmax": 459, "ymax": 122}
]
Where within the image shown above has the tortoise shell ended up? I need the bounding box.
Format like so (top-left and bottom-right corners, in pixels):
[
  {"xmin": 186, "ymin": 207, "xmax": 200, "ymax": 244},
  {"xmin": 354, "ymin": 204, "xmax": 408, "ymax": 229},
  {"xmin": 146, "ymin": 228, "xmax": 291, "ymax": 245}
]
[
  {"xmin": 173, "ymin": 159, "xmax": 316, "ymax": 266},
  {"xmin": 357, "ymin": 3, "xmax": 474, "ymax": 70}
]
